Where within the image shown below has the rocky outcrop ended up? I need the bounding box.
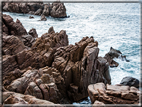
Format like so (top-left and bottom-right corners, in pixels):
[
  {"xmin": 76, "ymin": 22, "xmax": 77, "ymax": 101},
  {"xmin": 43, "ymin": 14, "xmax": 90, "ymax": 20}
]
[
  {"xmin": 2, "ymin": 14, "xmax": 27, "ymax": 36},
  {"xmin": 2, "ymin": 91, "xmax": 58, "ymax": 105},
  {"xmin": 88, "ymin": 83, "xmax": 140, "ymax": 104},
  {"xmin": 2, "ymin": 1, "xmax": 67, "ymax": 18},
  {"xmin": 51, "ymin": 37, "xmax": 111, "ymax": 102},
  {"xmin": 120, "ymin": 76, "xmax": 140, "ymax": 88},
  {"xmin": 104, "ymin": 47, "xmax": 129, "ymax": 67},
  {"xmin": 28, "ymin": 28, "xmax": 38, "ymax": 38},
  {"xmin": 2, "ymin": 14, "xmax": 38, "ymax": 47},
  {"xmin": 50, "ymin": 1, "xmax": 67, "ymax": 18}
]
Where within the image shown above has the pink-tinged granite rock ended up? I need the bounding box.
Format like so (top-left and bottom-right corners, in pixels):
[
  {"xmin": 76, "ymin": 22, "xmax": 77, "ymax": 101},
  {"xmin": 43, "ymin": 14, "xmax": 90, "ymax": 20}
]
[
  {"xmin": 2, "ymin": 91, "xmax": 57, "ymax": 105},
  {"xmin": 88, "ymin": 83, "xmax": 140, "ymax": 104},
  {"xmin": 5, "ymin": 66, "xmax": 65, "ymax": 103},
  {"xmin": 52, "ymin": 36, "xmax": 111, "ymax": 102},
  {"xmin": 2, "ymin": 35, "xmax": 26, "ymax": 55}
]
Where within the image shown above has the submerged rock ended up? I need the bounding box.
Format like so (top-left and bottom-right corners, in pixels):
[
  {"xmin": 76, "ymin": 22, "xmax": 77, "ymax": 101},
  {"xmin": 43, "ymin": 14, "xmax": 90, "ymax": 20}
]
[
  {"xmin": 2, "ymin": 14, "xmax": 28, "ymax": 36},
  {"xmin": 88, "ymin": 83, "xmax": 140, "ymax": 104},
  {"xmin": 29, "ymin": 16, "xmax": 34, "ymax": 19}
]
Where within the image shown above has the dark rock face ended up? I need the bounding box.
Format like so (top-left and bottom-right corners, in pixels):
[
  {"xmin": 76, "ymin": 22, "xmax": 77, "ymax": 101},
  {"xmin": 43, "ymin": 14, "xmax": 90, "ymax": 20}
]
[
  {"xmin": 2, "ymin": 1, "xmax": 67, "ymax": 18},
  {"xmin": 88, "ymin": 83, "xmax": 140, "ymax": 104},
  {"xmin": 120, "ymin": 76, "xmax": 140, "ymax": 88}
]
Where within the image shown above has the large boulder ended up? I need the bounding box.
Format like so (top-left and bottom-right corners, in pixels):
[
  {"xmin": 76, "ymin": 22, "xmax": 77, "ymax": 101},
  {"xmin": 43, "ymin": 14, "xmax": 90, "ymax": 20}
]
[
  {"xmin": 120, "ymin": 76, "xmax": 140, "ymax": 88},
  {"xmin": 88, "ymin": 83, "xmax": 140, "ymax": 104},
  {"xmin": 50, "ymin": 1, "xmax": 67, "ymax": 18}
]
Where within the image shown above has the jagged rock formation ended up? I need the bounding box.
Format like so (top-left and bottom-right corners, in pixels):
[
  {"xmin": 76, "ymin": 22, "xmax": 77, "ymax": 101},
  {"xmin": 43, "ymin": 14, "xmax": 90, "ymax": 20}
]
[
  {"xmin": 2, "ymin": 15, "xmax": 111, "ymax": 103},
  {"xmin": 2, "ymin": 14, "xmax": 27, "ymax": 36},
  {"xmin": 51, "ymin": 37, "xmax": 111, "ymax": 101},
  {"xmin": 2, "ymin": 1, "xmax": 67, "ymax": 18},
  {"xmin": 104, "ymin": 47, "xmax": 129, "ymax": 67},
  {"xmin": 88, "ymin": 83, "xmax": 140, "ymax": 104},
  {"xmin": 2, "ymin": 14, "xmax": 140, "ymax": 105},
  {"xmin": 50, "ymin": 1, "xmax": 67, "ymax": 18},
  {"xmin": 2, "ymin": 14, "xmax": 38, "ymax": 47}
]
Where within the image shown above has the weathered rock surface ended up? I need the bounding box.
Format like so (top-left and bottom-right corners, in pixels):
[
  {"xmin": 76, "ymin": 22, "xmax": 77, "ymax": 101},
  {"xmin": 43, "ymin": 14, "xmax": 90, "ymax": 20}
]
[
  {"xmin": 2, "ymin": 14, "xmax": 37, "ymax": 48},
  {"xmin": 120, "ymin": 76, "xmax": 140, "ymax": 88},
  {"xmin": 4, "ymin": 66, "xmax": 67, "ymax": 103},
  {"xmin": 2, "ymin": 1, "xmax": 67, "ymax": 18},
  {"xmin": 88, "ymin": 83, "xmax": 140, "ymax": 104},
  {"xmin": 104, "ymin": 47, "xmax": 129, "ymax": 67},
  {"xmin": 2, "ymin": 14, "xmax": 27, "ymax": 36},
  {"xmin": 52, "ymin": 37, "xmax": 111, "ymax": 101},
  {"xmin": 50, "ymin": 1, "xmax": 67, "ymax": 18},
  {"xmin": 2, "ymin": 91, "xmax": 57, "ymax": 105},
  {"xmin": 2, "ymin": 35, "xmax": 26, "ymax": 55}
]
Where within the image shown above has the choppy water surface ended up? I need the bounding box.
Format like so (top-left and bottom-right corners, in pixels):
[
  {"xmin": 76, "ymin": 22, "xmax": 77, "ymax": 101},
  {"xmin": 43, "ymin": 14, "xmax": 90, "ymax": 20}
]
[{"xmin": 3, "ymin": 3, "xmax": 141, "ymax": 104}]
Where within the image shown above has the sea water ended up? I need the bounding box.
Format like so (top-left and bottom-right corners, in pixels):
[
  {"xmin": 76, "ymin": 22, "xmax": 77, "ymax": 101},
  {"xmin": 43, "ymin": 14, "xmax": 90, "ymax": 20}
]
[{"xmin": 3, "ymin": 3, "xmax": 141, "ymax": 104}]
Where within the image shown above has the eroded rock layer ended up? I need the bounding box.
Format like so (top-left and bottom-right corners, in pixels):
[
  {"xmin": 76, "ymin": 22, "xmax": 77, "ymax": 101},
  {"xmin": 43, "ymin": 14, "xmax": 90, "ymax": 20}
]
[{"xmin": 88, "ymin": 83, "xmax": 140, "ymax": 104}]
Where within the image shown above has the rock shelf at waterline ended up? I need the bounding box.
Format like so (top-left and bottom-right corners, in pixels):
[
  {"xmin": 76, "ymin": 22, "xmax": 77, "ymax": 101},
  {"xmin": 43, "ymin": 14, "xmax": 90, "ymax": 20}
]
[
  {"xmin": 2, "ymin": 1, "xmax": 68, "ymax": 18},
  {"xmin": 2, "ymin": 14, "xmax": 140, "ymax": 105}
]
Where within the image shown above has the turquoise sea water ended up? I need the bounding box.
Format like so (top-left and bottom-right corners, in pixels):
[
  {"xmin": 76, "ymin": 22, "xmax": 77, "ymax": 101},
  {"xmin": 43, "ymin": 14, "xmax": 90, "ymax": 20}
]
[{"xmin": 3, "ymin": 3, "xmax": 141, "ymax": 104}]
